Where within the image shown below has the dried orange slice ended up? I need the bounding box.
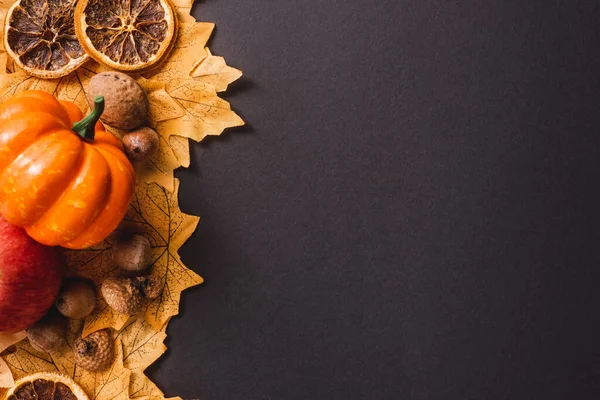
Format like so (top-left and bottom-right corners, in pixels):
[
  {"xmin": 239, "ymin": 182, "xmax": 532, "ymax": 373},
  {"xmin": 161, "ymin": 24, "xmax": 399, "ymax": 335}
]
[
  {"xmin": 74, "ymin": 0, "xmax": 177, "ymax": 72},
  {"xmin": 5, "ymin": 372, "xmax": 89, "ymax": 400},
  {"xmin": 3, "ymin": 0, "xmax": 89, "ymax": 79}
]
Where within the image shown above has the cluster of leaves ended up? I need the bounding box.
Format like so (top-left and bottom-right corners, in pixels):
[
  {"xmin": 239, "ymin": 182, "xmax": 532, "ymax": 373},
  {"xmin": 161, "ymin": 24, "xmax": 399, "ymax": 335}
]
[{"xmin": 0, "ymin": 0, "xmax": 244, "ymax": 399}]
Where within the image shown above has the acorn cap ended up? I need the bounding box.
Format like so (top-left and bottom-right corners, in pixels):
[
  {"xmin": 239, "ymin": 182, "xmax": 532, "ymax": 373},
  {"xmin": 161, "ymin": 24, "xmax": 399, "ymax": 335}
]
[
  {"xmin": 101, "ymin": 276, "xmax": 144, "ymax": 314},
  {"xmin": 136, "ymin": 275, "xmax": 164, "ymax": 300},
  {"xmin": 73, "ymin": 329, "xmax": 114, "ymax": 372}
]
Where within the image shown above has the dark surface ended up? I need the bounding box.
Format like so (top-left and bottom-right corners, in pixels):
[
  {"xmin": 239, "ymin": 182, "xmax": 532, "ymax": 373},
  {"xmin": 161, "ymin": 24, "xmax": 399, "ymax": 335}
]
[{"xmin": 152, "ymin": 1, "xmax": 600, "ymax": 399}]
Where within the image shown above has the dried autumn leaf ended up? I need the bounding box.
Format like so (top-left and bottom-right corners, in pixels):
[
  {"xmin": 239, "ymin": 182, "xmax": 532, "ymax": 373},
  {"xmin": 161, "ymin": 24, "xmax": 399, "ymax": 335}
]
[
  {"xmin": 135, "ymin": 78, "xmax": 186, "ymax": 191},
  {"xmin": 118, "ymin": 317, "xmax": 166, "ymax": 373},
  {"xmin": 141, "ymin": 79, "xmax": 185, "ymax": 124},
  {"xmin": 158, "ymin": 78, "xmax": 244, "ymax": 142},
  {"xmin": 82, "ymin": 300, "xmax": 131, "ymax": 338},
  {"xmin": 170, "ymin": 135, "xmax": 191, "ymax": 168},
  {"xmin": 170, "ymin": 0, "xmax": 196, "ymax": 23},
  {"xmin": 123, "ymin": 181, "xmax": 203, "ymax": 331},
  {"xmin": 191, "ymin": 47, "xmax": 243, "ymax": 92},
  {"xmin": 0, "ymin": 71, "xmax": 53, "ymax": 102},
  {"xmin": 129, "ymin": 372, "xmax": 166, "ymax": 400},
  {"xmin": 115, "ymin": 317, "xmax": 168, "ymax": 399}
]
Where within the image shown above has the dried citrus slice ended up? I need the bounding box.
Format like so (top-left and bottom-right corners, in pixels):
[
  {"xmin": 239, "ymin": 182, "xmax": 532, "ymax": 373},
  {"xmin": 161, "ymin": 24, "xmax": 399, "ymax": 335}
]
[
  {"xmin": 74, "ymin": 0, "xmax": 177, "ymax": 72},
  {"xmin": 3, "ymin": 0, "xmax": 89, "ymax": 79},
  {"xmin": 5, "ymin": 372, "xmax": 89, "ymax": 400}
]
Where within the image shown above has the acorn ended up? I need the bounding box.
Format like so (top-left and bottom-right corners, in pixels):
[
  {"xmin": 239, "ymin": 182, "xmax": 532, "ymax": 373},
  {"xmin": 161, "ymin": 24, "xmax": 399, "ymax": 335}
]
[
  {"xmin": 101, "ymin": 275, "xmax": 164, "ymax": 315},
  {"xmin": 73, "ymin": 329, "xmax": 114, "ymax": 372},
  {"xmin": 56, "ymin": 278, "xmax": 96, "ymax": 319},
  {"xmin": 101, "ymin": 276, "xmax": 145, "ymax": 314},
  {"xmin": 26, "ymin": 312, "xmax": 68, "ymax": 353},
  {"xmin": 122, "ymin": 127, "xmax": 160, "ymax": 162},
  {"xmin": 113, "ymin": 234, "xmax": 152, "ymax": 276}
]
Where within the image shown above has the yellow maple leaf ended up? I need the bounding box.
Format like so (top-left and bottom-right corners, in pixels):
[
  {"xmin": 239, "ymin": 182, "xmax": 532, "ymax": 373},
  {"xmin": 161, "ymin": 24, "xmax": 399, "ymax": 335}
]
[
  {"xmin": 170, "ymin": 135, "xmax": 191, "ymax": 168},
  {"xmin": 144, "ymin": 22, "xmax": 244, "ymax": 142},
  {"xmin": 124, "ymin": 181, "xmax": 203, "ymax": 331},
  {"xmin": 118, "ymin": 317, "xmax": 167, "ymax": 374},
  {"xmin": 158, "ymin": 78, "xmax": 244, "ymax": 142},
  {"xmin": 129, "ymin": 372, "xmax": 166, "ymax": 400},
  {"xmin": 141, "ymin": 79, "xmax": 186, "ymax": 124},
  {"xmin": 2, "ymin": 321, "xmax": 130, "ymax": 400},
  {"xmin": 117, "ymin": 317, "xmax": 168, "ymax": 399},
  {"xmin": 170, "ymin": 0, "xmax": 196, "ymax": 23},
  {"xmin": 191, "ymin": 47, "xmax": 243, "ymax": 92}
]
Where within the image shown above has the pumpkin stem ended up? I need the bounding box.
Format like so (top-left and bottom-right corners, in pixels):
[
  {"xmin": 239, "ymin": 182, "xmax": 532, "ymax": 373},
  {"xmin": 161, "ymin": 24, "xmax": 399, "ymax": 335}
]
[{"xmin": 72, "ymin": 96, "xmax": 105, "ymax": 141}]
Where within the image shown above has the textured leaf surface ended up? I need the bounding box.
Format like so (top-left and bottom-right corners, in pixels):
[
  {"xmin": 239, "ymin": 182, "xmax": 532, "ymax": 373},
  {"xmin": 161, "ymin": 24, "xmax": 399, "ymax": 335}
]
[
  {"xmin": 192, "ymin": 47, "xmax": 243, "ymax": 92},
  {"xmin": 158, "ymin": 79, "xmax": 244, "ymax": 142}
]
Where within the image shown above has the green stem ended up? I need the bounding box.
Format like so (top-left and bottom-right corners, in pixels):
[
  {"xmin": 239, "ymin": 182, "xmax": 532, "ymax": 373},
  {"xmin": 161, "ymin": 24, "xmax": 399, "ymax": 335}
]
[{"xmin": 72, "ymin": 96, "xmax": 105, "ymax": 141}]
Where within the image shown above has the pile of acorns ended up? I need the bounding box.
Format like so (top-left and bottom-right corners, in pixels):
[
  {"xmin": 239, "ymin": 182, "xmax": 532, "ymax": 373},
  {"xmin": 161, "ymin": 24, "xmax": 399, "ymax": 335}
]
[
  {"xmin": 87, "ymin": 71, "xmax": 160, "ymax": 163},
  {"xmin": 26, "ymin": 233, "xmax": 161, "ymax": 372}
]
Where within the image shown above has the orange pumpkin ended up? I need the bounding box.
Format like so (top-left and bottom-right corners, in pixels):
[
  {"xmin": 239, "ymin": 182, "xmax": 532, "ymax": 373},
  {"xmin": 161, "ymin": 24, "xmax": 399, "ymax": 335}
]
[{"xmin": 0, "ymin": 90, "xmax": 135, "ymax": 249}]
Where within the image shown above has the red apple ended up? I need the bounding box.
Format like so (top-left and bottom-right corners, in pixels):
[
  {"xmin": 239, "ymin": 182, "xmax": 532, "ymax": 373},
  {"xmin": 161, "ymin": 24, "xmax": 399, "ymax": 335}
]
[{"xmin": 0, "ymin": 217, "xmax": 64, "ymax": 333}]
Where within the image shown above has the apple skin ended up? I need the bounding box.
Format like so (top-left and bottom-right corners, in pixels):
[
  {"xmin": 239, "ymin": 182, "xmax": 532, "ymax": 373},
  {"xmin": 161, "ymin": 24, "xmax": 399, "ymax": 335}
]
[{"xmin": 0, "ymin": 217, "xmax": 64, "ymax": 333}]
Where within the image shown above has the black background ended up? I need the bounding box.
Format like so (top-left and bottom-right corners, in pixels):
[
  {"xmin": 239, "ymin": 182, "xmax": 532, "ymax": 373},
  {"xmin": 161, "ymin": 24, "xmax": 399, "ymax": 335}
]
[{"xmin": 151, "ymin": 1, "xmax": 600, "ymax": 399}]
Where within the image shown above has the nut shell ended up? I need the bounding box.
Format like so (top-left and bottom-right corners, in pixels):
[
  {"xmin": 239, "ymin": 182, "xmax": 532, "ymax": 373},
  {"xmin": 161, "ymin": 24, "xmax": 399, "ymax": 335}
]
[
  {"xmin": 86, "ymin": 72, "xmax": 149, "ymax": 130},
  {"xmin": 122, "ymin": 128, "xmax": 160, "ymax": 162},
  {"xmin": 73, "ymin": 329, "xmax": 114, "ymax": 372},
  {"xmin": 26, "ymin": 312, "xmax": 67, "ymax": 353},
  {"xmin": 101, "ymin": 276, "xmax": 144, "ymax": 314},
  {"xmin": 56, "ymin": 279, "xmax": 96, "ymax": 319},
  {"xmin": 113, "ymin": 234, "xmax": 152, "ymax": 276}
]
